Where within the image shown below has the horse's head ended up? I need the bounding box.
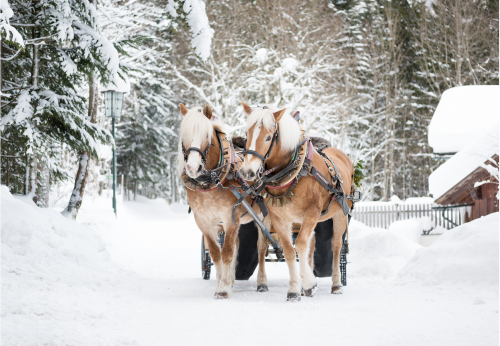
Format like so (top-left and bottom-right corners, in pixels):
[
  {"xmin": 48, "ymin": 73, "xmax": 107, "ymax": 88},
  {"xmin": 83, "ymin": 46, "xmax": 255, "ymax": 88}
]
[
  {"xmin": 239, "ymin": 102, "xmax": 287, "ymax": 181},
  {"xmin": 178, "ymin": 103, "xmax": 214, "ymax": 179}
]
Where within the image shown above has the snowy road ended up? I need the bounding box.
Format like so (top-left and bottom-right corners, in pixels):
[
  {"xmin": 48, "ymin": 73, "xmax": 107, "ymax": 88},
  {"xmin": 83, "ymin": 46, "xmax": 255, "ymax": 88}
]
[{"xmin": 2, "ymin": 192, "xmax": 498, "ymax": 346}]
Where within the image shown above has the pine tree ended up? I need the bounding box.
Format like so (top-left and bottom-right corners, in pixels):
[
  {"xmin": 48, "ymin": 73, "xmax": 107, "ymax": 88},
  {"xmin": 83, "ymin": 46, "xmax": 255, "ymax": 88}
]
[{"xmin": 1, "ymin": 0, "xmax": 117, "ymax": 207}]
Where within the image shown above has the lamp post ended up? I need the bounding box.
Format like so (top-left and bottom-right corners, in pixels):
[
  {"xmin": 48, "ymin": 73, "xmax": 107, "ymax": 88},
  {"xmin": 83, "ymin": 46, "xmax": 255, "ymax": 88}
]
[{"xmin": 102, "ymin": 90, "xmax": 124, "ymax": 216}]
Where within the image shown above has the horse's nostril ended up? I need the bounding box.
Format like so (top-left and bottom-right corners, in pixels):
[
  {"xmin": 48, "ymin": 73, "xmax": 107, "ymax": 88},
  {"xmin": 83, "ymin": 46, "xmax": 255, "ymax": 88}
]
[
  {"xmin": 197, "ymin": 166, "xmax": 202, "ymax": 173},
  {"xmin": 249, "ymin": 171, "xmax": 255, "ymax": 178}
]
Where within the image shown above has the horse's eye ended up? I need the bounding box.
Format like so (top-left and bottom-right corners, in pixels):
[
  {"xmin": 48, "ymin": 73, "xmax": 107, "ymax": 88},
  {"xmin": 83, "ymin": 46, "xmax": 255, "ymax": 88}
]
[{"xmin": 266, "ymin": 136, "xmax": 272, "ymax": 141}]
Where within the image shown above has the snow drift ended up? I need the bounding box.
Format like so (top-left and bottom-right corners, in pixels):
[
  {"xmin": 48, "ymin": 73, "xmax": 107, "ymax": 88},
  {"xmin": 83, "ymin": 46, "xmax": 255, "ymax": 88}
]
[
  {"xmin": 389, "ymin": 217, "xmax": 432, "ymax": 243},
  {"xmin": 1, "ymin": 186, "xmax": 113, "ymax": 284},
  {"xmin": 397, "ymin": 213, "xmax": 499, "ymax": 286},
  {"xmin": 348, "ymin": 220, "xmax": 422, "ymax": 278}
]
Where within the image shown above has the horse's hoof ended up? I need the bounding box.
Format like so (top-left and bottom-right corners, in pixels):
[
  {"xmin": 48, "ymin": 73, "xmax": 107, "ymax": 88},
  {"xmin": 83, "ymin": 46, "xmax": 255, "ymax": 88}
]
[
  {"xmin": 301, "ymin": 288, "xmax": 305, "ymax": 296},
  {"xmin": 257, "ymin": 284, "xmax": 269, "ymax": 292},
  {"xmin": 214, "ymin": 292, "xmax": 229, "ymax": 299},
  {"xmin": 331, "ymin": 286, "xmax": 343, "ymax": 294},
  {"xmin": 286, "ymin": 292, "xmax": 301, "ymax": 302},
  {"xmin": 304, "ymin": 284, "xmax": 318, "ymax": 297}
]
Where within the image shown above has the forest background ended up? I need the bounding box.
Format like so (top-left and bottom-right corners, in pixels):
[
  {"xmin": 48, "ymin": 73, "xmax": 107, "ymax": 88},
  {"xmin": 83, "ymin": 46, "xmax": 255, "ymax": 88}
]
[{"xmin": 1, "ymin": 0, "xmax": 498, "ymax": 217}]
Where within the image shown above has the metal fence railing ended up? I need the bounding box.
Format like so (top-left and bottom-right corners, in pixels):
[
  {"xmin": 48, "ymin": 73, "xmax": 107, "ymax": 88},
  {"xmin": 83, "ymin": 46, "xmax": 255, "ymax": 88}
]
[{"xmin": 351, "ymin": 203, "xmax": 473, "ymax": 232}]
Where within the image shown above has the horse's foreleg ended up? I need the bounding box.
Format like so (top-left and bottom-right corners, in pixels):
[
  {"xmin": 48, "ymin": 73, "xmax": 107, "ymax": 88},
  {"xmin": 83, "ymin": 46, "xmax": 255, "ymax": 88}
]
[
  {"xmin": 295, "ymin": 208, "xmax": 320, "ymax": 297},
  {"xmin": 215, "ymin": 216, "xmax": 240, "ymax": 299},
  {"xmin": 331, "ymin": 212, "xmax": 348, "ymax": 294},
  {"xmin": 270, "ymin": 213, "xmax": 299, "ymax": 301},
  {"xmin": 256, "ymin": 217, "xmax": 270, "ymax": 292}
]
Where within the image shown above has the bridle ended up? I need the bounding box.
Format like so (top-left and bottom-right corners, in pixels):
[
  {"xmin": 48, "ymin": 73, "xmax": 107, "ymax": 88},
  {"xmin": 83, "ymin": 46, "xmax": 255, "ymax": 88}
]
[
  {"xmin": 242, "ymin": 122, "xmax": 280, "ymax": 176},
  {"xmin": 181, "ymin": 137, "xmax": 212, "ymax": 165}
]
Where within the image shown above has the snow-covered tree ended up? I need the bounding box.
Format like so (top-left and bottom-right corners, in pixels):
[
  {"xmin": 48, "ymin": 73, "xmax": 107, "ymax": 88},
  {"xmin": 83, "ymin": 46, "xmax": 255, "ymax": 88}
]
[{"xmin": 1, "ymin": 0, "xmax": 118, "ymax": 208}]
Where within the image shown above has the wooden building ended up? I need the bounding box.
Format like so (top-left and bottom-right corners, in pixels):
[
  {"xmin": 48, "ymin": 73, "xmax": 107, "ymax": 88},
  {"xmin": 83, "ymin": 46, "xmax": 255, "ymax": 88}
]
[
  {"xmin": 428, "ymin": 86, "xmax": 499, "ymax": 223},
  {"xmin": 434, "ymin": 155, "xmax": 498, "ymax": 222}
]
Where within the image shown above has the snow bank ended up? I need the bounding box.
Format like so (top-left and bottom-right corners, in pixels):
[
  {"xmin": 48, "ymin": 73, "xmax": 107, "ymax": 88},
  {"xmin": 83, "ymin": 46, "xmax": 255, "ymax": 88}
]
[
  {"xmin": 348, "ymin": 220, "xmax": 422, "ymax": 279},
  {"xmin": 1, "ymin": 186, "xmax": 113, "ymax": 284},
  {"xmin": 397, "ymin": 213, "xmax": 499, "ymax": 287},
  {"xmin": 389, "ymin": 217, "xmax": 432, "ymax": 243},
  {"xmin": 428, "ymin": 85, "xmax": 499, "ymax": 154}
]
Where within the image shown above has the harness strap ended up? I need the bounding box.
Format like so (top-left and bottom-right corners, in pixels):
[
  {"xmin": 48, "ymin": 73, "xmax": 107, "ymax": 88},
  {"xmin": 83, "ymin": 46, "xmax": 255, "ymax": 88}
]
[
  {"xmin": 308, "ymin": 149, "xmax": 350, "ymax": 216},
  {"xmin": 242, "ymin": 149, "xmax": 265, "ymax": 161},
  {"xmin": 260, "ymin": 138, "xmax": 307, "ymax": 183}
]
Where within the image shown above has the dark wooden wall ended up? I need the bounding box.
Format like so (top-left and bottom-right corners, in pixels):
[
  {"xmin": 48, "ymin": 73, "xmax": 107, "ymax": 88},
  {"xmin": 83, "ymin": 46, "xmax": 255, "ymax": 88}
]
[{"xmin": 465, "ymin": 182, "xmax": 499, "ymax": 222}]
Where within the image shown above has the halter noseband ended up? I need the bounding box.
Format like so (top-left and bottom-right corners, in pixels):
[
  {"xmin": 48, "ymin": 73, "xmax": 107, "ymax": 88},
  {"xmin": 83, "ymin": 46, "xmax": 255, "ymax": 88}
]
[{"xmin": 182, "ymin": 139, "xmax": 212, "ymax": 165}]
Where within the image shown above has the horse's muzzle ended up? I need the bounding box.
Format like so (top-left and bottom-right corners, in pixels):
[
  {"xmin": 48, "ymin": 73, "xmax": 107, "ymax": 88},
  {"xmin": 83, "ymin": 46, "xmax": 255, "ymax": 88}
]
[{"xmin": 239, "ymin": 168, "xmax": 256, "ymax": 181}]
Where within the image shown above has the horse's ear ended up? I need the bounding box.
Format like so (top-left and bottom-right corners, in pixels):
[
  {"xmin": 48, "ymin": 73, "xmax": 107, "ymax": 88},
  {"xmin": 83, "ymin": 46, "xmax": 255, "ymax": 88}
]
[
  {"xmin": 180, "ymin": 103, "xmax": 188, "ymax": 116},
  {"xmin": 203, "ymin": 103, "xmax": 213, "ymax": 120},
  {"xmin": 241, "ymin": 102, "xmax": 253, "ymax": 115},
  {"xmin": 273, "ymin": 108, "xmax": 286, "ymax": 123}
]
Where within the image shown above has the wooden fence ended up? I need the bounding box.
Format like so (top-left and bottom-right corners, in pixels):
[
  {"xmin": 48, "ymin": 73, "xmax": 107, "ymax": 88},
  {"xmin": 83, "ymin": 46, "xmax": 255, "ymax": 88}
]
[{"xmin": 351, "ymin": 204, "xmax": 469, "ymax": 232}]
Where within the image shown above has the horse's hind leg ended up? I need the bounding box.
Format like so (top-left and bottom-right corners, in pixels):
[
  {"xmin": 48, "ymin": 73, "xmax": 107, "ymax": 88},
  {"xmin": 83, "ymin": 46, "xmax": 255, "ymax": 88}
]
[
  {"xmin": 195, "ymin": 216, "xmax": 223, "ymax": 286},
  {"xmin": 256, "ymin": 217, "xmax": 270, "ymax": 292},
  {"xmin": 308, "ymin": 234, "xmax": 316, "ymax": 271},
  {"xmin": 215, "ymin": 215, "xmax": 240, "ymax": 299},
  {"xmin": 331, "ymin": 212, "xmax": 348, "ymax": 294},
  {"xmin": 295, "ymin": 208, "xmax": 321, "ymax": 297}
]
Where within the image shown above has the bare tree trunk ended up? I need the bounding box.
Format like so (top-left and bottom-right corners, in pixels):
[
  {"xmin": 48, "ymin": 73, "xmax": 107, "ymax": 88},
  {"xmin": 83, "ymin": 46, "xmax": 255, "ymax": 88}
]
[
  {"xmin": 28, "ymin": 25, "xmax": 42, "ymax": 204},
  {"xmin": 62, "ymin": 0, "xmax": 99, "ymax": 219},
  {"xmin": 63, "ymin": 75, "xmax": 98, "ymax": 218}
]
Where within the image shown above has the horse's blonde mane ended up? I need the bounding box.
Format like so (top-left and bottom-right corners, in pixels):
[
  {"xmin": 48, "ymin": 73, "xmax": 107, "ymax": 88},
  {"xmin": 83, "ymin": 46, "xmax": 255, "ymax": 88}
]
[
  {"xmin": 245, "ymin": 105, "xmax": 301, "ymax": 153},
  {"xmin": 176, "ymin": 106, "xmax": 226, "ymax": 174}
]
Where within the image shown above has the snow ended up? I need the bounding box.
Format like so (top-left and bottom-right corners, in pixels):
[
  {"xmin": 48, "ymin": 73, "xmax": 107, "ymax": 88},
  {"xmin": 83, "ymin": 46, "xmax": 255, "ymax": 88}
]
[
  {"xmin": 388, "ymin": 217, "xmax": 433, "ymax": 243},
  {"xmin": 428, "ymin": 85, "xmax": 499, "ymax": 154},
  {"xmin": 255, "ymin": 48, "xmax": 268, "ymax": 65},
  {"xmin": 398, "ymin": 213, "xmax": 499, "ymax": 287},
  {"xmin": 0, "ymin": 0, "xmax": 24, "ymax": 45},
  {"xmin": 2, "ymin": 187, "xmax": 498, "ymax": 345},
  {"xmin": 167, "ymin": 0, "xmax": 214, "ymax": 61},
  {"xmin": 357, "ymin": 196, "xmax": 434, "ymax": 206},
  {"xmin": 429, "ymin": 124, "xmax": 499, "ymax": 200},
  {"xmin": 101, "ymin": 72, "xmax": 130, "ymax": 93},
  {"xmin": 349, "ymin": 220, "xmax": 423, "ymax": 278}
]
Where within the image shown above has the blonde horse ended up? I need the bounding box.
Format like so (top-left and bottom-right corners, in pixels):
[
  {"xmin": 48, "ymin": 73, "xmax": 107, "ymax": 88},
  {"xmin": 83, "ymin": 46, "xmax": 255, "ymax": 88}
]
[
  {"xmin": 239, "ymin": 103, "xmax": 354, "ymax": 301},
  {"xmin": 178, "ymin": 103, "xmax": 269, "ymax": 298}
]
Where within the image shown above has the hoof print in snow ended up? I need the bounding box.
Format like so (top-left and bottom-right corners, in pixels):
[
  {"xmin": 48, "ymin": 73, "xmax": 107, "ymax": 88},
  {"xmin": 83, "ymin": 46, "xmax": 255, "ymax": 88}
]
[
  {"xmin": 286, "ymin": 292, "xmax": 301, "ymax": 302},
  {"xmin": 257, "ymin": 284, "xmax": 269, "ymax": 292},
  {"xmin": 304, "ymin": 284, "xmax": 318, "ymax": 297},
  {"xmin": 331, "ymin": 286, "xmax": 343, "ymax": 294},
  {"xmin": 214, "ymin": 292, "xmax": 229, "ymax": 299}
]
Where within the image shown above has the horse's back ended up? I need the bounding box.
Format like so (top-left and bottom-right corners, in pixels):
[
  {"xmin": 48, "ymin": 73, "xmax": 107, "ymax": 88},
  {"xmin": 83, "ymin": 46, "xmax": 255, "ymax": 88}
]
[{"xmin": 322, "ymin": 147, "xmax": 354, "ymax": 177}]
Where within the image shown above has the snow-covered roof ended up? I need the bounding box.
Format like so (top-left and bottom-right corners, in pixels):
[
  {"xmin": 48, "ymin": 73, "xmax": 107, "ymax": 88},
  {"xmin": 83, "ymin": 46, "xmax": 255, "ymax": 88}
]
[
  {"xmin": 429, "ymin": 124, "xmax": 499, "ymax": 201},
  {"xmin": 428, "ymin": 86, "xmax": 499, "ymax": 154}
]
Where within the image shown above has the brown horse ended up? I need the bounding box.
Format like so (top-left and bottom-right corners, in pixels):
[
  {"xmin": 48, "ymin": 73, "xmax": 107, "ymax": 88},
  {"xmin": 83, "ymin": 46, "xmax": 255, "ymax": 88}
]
[
  {"xmin": 239, "ymin": 102, "xmax": 354, "ymax": 301},
  {"xmin": 178, "ymin": 103, "xmax": 270, "ymax": 298}
]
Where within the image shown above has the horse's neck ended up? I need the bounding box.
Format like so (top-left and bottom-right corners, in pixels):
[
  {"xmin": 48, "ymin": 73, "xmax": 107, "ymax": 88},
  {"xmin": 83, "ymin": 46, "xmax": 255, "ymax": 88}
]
[
  {"xmin": 205, "ymin": 129, "xmax": 221, "ymax": 170},
  {"xmin": 265, "ymin": 141, "xmax": 293, "ymax": 173}
]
